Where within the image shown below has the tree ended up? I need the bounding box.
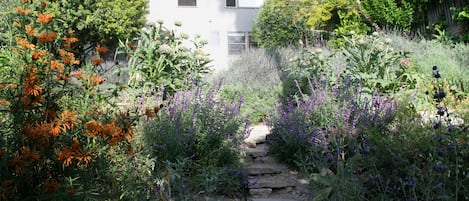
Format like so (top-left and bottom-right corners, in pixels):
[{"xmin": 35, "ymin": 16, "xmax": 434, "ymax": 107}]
[
  {"xmin": 252, "ymin": 0, "xmax": 310, "ymax": 48},
  {"xmin": 361, "ymin": 0, "xmax": 414, "ymax": 30},
  {"xmin": 45, "ymin": 0, "xmax": 148, "ymax": 60}
]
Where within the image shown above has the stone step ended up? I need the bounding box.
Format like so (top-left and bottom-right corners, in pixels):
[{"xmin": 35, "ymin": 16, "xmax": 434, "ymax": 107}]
[
  {"xmin": 246, "ymin": 163, "xmax": 288, "ymax": 175},
  {"xmin": 243, "ymin": 143, "xmax": 269, "ymax": 158},
  {"xmin": 248, "ymin": 174, "xmax": 299, "ymax": 189},
  {"xmin": 244, "ymin": 124, "xmax": 271, "ymax": 145}
]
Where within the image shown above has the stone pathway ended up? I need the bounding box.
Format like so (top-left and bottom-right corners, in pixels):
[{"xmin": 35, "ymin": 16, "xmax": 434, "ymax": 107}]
[{"xmin": 241, "ymin": 124, "xmax": 314, "ymax": 201}]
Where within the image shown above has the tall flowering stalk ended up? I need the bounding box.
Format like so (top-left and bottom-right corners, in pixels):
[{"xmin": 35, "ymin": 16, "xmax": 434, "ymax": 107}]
[
  {"xmin": 0, "ymin": 1, "xmax": 137, "ymax": 199},
  {"xmin": 142, "ymin": 82, "xmax": 250, "ymax": 197}
]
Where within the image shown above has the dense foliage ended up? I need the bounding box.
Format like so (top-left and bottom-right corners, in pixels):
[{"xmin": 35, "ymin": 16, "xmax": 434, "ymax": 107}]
[
  {"xmin": 1, "ymin": 0, "xmax": 149, "ymax": 60},
  {"xmin": 252, "ymin": 0, "xmax": 310, "ymax": 47},
  {"xmin": 253, "ymin": 0, "xmax": 467, "ymax": 48},
  {"xmin": 118, "ymin": 21, "xmax": 211, "ymax": 95},
  {"xmin": 142, "ymin": 84, "xmax": 249, "ymax": 199}
]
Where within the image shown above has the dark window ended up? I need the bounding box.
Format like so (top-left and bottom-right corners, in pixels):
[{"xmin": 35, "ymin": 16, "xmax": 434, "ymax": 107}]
[
  {"xmin": 226, "ymin": 0, "xmax": 236, "ymax": 7},
  {"xmin": 178, "ymin": 0, "xmax": 196, "ymax": 6}
]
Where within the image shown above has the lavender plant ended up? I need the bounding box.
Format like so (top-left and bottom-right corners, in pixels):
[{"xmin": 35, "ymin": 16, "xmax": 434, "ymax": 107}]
[
  {"xmin": 141, "ymin": 83, "xmax": 250, "ymax": 198},
  {"xmin": 362, "ymin": 66, "xmax": 468, "ymax": 200}
]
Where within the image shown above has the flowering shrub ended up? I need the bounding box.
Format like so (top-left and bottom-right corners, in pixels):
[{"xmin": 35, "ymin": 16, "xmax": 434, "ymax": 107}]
[
  {"xmin": 118, "ymin": 21, "xmax": 212, "ymax": 95},
  {"xmin": 342, "ymin": 32, "xmax": 421, "ymax": 94},
  {"xmin": 142, "ymin": 83, "xmax": 250, "ymax": 198},
  {"xmin": 0, "ymin": 2, "xmax": 144, "ymax": 200}
]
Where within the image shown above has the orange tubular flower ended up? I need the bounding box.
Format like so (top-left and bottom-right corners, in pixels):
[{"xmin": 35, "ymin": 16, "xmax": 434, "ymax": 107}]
[
  {"xmin": 0, "ymin": 99, "xmax": 9, "ymax": 106},
  {"xmin": 43, "ymin": 179, "xmax": 60, "ymax": 193},
  {"xmin": 38, "ymin": 32, "xmax": 57, "ymax": 43},
  {"xmin": 50, "ymin": 60, "xmax": 64, "ymax": 70},
  {"xmin": 95, "ymin": 45, "xmax": 109, "ymax": 55},
  {"xmin": 90, "ymin": 74, "xmax": 105, "ymax": 85},
  {"xmin": 16, "ymin": 7, "xmax": 32, "ymax": 15},
  {"xmin": 62, "ymin": 36, "xmax": 78, "ymax": 49},
  {"xmin": 56, "ymin": 139, "xmax": 92, "ymax": 167},
  {"xmin": 25, "ymin": 24, "xmax": 37, "ymax": 37},
  {"xmin": 70, "ymin": 70, "xmax": 86, "ymax": 79},
  {"xmin": 32, "ymin": 50, "xmax": 47, "ymax": 60},
  {"xmin": 59, "ymin": 49, "xmax": 79, "ymax": 65},
  {"xmin": 15, "ymin": 37, "xmax": 35, "ymax": 49},
  {"xmin": 60, "ymin": 110, "xmax": 78, "ymax": 131},
  {"xmin": 91, "ymin": 57, "xmax": 104, "ymax": 65},
  {"xmin": 145, "ymin": 108, "xmax": 155, "ymax": 119},
  {"xmin": 37, "ymin": 13, "xmax": 53, "ymax": 24}
]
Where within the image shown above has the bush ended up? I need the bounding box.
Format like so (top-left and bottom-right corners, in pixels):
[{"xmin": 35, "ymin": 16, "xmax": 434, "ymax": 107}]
[
  {"xmin": 142, "ymin": 84, "xmax": 250, "ymax": 198},
  {"xmin": 0, "ymin": 2, "xmax": 150, "ymax": 200},
  {"xmin": 117, "ymin": 22, "xmax": 212, "ymax": 95},
  {"xmin": 215, "ymin": 48, "xmax": 293, "ymax": 123},
  {"xmin": 252, "ymin": 0, "xmax": 311, "ymax": 47}
]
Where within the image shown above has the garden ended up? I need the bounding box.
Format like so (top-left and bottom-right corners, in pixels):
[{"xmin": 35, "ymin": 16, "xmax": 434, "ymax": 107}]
[{"xmin": 0, "ymin": 0, "xmax": 468, "ymax": 201}]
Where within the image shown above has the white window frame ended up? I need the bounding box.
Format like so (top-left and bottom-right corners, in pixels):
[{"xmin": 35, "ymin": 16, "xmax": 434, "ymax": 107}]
[{"xmin": 228, "ymin": 32, "xmax": 257, "ymax": 55}]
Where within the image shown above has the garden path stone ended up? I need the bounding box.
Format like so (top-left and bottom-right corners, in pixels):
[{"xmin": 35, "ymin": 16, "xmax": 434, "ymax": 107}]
[{"xmin": 241, "ymin": 124, "xmax": 314, "ymax": 201}]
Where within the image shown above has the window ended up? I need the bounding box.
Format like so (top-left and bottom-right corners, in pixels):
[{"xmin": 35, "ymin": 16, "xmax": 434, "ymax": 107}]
[
  {"xmin": 226, "ymin": 0, "xmax": 263, "ymax": 8},
  {"xmin": 226, "ymin": 0, "xmax": 236, "ymax": 7},
  {"xmin": 178, "ymin": 0, "xmax": 196, "ymax": 6},
  {"xmin": 228, "ymin": 32, "xmax": 257, "ymax": 55}
]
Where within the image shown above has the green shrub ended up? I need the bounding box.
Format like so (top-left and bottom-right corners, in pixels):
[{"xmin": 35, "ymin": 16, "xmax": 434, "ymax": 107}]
[
  {"xmin": 253, "ymin": 0, "xmax": 311, "ymax": 47},
  {"xmin": 215, "ymin": 48, "xmax": 293, "ymax": 122},
  {"xmin": 118, "ymin": 22, "xmax": 211, "ymax": 95},
  {"xmin": 0, "ymin": 2, "xmax": 150, "ymax": 200}
]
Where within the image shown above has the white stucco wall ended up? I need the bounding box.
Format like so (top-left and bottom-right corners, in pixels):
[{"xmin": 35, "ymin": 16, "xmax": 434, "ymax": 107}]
[{"xmin": 147, "ymin": 0, "xmax": 263, "ymax": 71}]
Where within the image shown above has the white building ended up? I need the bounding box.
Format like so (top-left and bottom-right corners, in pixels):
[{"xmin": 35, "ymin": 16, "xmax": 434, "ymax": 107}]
[{"xmin": 147, "ymin": 0, "xmax": 264, "ymax": 71}]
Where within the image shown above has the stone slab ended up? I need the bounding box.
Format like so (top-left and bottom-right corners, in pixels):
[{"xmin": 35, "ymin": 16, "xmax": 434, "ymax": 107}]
[
  {"xmin": 248, "ymin": 174, "xmax": 298, "ymax": 189},
  {"xmin": 249, "ymin": 188, "xmax": 272, "ymax": 197},
  {"xmin": 244, "ymin": 124, "xmax": 271, "ymax": 145},
  {"xmin": 244, "ymin": 143, "xmax": 269, "ymax": 158},
  {"xmin": 247, "ymin": 163, "xmax": 288, "ymax": 175}
]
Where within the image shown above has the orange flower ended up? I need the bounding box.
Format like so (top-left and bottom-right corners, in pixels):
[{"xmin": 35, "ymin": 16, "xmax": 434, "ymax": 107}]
[
  {"xmin": 43, "ymin": 179, "xmax": 60, "ymax": 193},
  {"xmin": 48, "ymin": 121, "xmax": 62, "ymax": 137},
  {"xmin": 15, "ymin": 37, "xmax": 35, "ymax": 49},
  {"xmin": 145, "ymin": 108, "xmax": 155, "ymax": 119},
  {"xmin": 127, "ymin": 42, "xmax": 138, "ymax": 50},
  {"xmin": 70, "ymin": 70, "xmax": 85, "ymax": 79},
  {"xmin": 40, "ymin": 1, "xmax": 47, "ymax": 7},
  {"xmin": 25, "ymin": 23, "xmax": 36, "ymax": 37},
  {"xmin": 60, "ymin": 110, "xmax": 78, "ymax": 130},
  {"xmin": 38, "ymin": 32, "xmax": 57, "ymax": 43},
  {"xmin": 90, "ymin": 74, "xmax": 105, "ymax": 85},
  {"xmin": 95, "ymin": 45, "xmax": 109, "ymax": 55},
  {"xmin": 23, "ymin": 70, "xmax": 43, "ymax": 96},
  {"xmin": 32, "ymin": 50, "xmax": 47, "ymax": 60},
  {"xmin": 23, "ymin": 69, "xmax": 43, "ymax": 96},
  {"xmin": 50, "ymin": 60, "xmax": 64, "ymax": 70},
  {"xmin": 91, "ymin": 57, "xmax": 104, "ymax": 65},
  {"xmin": 16, "ymin": 7, "xmax": 32, "ymax": 15},
  {"xmin": 59, "ymin": 49, "xmax": 79, "ymax": 65},
  {"xmin": 86, "ymin": 120, "xmax": 105, "ymax": 137},
  {"xmin": 37, "ymin": 13, "xmax": 53, "ymax": 24},
  {"xmin": 66, "ymin": 189, "xmax": 76, "ymax": 197},
  {"xmin": 56, "ymin": 139, "xmax": 92, "ymax": 167},
  {"xmin": 0, "ymin": 99, "xmax": 9, "ymax": 106},
  {"xmin": 62, "ymin": 36, "xmax": 78, "ymax": 49},
  {"xmin": 20, "ymin": 147, "xmax": 40, "ymax": 162}
]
